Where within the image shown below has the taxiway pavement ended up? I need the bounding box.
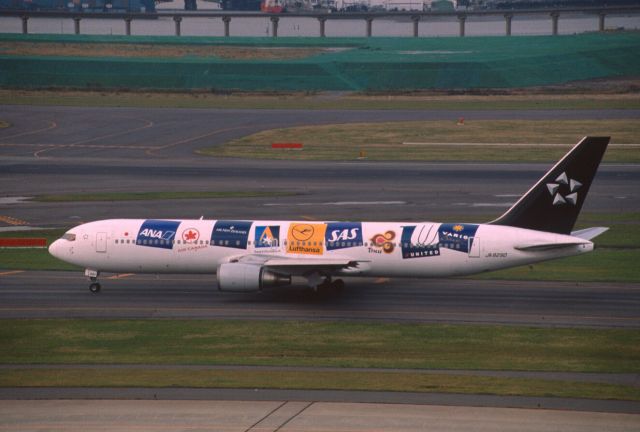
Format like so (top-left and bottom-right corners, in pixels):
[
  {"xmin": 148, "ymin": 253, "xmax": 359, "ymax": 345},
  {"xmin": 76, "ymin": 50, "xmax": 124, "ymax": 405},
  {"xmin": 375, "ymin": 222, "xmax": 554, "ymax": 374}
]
[{"xmin": 1, "ymin": 271, "xmax": 638, "ymax": 328}]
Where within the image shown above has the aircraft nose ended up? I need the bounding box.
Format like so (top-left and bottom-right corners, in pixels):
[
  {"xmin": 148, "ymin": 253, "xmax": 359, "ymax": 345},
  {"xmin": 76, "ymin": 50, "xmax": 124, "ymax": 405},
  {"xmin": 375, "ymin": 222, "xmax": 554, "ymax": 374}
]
[{"xmin": 48, "ymin": 239, "xmax": 65, "ymax": 260}]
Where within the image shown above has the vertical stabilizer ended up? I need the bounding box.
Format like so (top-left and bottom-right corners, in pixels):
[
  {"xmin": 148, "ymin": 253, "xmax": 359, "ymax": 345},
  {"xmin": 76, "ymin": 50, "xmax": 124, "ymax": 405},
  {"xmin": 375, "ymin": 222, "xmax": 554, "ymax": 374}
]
[{"xmin": 490, "ymin": 136, "xmax": 609, "ymax": 234}]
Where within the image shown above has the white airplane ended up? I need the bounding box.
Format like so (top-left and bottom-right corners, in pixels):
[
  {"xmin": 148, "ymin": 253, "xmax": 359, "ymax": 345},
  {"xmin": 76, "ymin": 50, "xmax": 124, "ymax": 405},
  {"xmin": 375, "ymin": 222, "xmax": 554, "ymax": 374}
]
[{"xmin": 49, "ymin": 136, "xmax": 610, "ymax": 294}]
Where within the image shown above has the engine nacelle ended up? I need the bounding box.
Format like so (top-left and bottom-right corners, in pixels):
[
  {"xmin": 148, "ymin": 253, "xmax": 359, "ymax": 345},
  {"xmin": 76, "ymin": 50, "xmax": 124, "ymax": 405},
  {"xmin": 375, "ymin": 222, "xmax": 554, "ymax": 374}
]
[{"xmin": 217, "ymin": 262, "xmax": 291, "ymax": 292}]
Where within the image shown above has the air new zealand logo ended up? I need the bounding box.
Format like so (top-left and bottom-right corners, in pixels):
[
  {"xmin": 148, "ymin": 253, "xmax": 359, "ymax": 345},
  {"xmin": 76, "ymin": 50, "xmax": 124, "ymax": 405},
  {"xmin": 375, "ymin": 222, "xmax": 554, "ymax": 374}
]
[{"xmin": 546, "ymin": 172, "xmax": 582, "ymax": 206}]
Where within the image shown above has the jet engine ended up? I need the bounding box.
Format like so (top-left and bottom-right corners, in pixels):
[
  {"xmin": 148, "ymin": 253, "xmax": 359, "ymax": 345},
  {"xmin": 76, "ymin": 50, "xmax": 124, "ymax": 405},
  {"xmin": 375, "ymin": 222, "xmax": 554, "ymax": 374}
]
[{"xmin": 216, "ymin": 262, "xmax": 291, "ymax": 292}]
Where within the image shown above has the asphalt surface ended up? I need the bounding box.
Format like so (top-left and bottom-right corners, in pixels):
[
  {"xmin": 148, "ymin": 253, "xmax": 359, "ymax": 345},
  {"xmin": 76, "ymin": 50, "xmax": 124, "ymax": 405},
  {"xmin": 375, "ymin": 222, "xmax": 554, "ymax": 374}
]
[
  {"xmin": 2, "ymin": 105, "xmax": 639, "ymax": 159},
  {"xmin": 1, "ymin": 271, "xmax": 638, "ymax": 328},
  {"xmin": 1, "ymin": 105, "xmax": 639, "ymax": 227},
  {"xmin": 2, "ymin": 398, "xmax": 639, "ymax": 431},
  {"xmin": 1, "ymin": 105, "xmax": 639, "ymax": 417}
]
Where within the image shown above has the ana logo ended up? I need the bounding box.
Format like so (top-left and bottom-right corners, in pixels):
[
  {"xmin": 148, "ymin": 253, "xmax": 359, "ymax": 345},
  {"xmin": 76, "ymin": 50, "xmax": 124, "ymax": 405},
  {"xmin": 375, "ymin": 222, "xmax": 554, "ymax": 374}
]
[
  {"xmin": 139, "ymin": 229, "xmax": 174, "ymax": 240},
  {"xmin": 136, "ymin": 220, "xmax": 180, "ymax": 250},
  {"xmin": 182, "ymin": 228, "xmax": 200, "ymax": 242},
  {"xmin": 546, "ymin": 172, "xmax": 582, "ymax": 206},
  {"xmin": 370, "ymin": 231, "xmax": 395, "ymax": 254}
]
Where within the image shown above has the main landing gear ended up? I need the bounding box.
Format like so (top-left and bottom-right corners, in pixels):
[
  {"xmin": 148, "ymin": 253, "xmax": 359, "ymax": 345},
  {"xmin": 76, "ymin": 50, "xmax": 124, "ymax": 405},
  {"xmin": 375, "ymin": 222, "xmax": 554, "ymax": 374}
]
[
  {"xmin": 307, "ymin": 272, "xmax": 345, "ymax": 294},
  {"xmin": 85, "ymin": 269, "xmax": 101, "ymax": 294}
]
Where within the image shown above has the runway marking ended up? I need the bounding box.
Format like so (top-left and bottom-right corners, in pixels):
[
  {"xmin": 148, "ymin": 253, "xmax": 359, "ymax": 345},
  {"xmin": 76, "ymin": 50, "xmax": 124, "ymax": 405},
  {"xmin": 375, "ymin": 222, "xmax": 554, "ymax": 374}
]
[
  {"xmin": 403, "ymin": 142, "xmax": 640, "ymax": 148},
  {"xmin": 244, "ymin": 401, "xmax": 287, "ymax": 432},
  {"xmin": 146, "ymin": 124, "xmax": 255, "ymax": 156},
  {"xmin": 374, "ymin": 278, "xmax": 390, "ymax": 284},
  {"xmin": 0, "ymin": 215, "xmax": 28, "ymax": 226},
  {"xmin": 106, "ymin": 273, "xmax": 135, "ymax": 280},
  {"xmin": 0, "ymin": 120, "xmax": 57, "ymax": 140},
  {"xmin": 266, "ymin": 201, "xmax": 406, "ymax": 206},
  {"xmin": 300, "ymin": 215, "xmax": 317, "ymax": 221},
  {"xmin": 0, "ymin": 270, "xmax": 24, "ymax": 276},
  {"xmin": 33, "ymin": 118, "xmax": 156, "ymax": 158}
]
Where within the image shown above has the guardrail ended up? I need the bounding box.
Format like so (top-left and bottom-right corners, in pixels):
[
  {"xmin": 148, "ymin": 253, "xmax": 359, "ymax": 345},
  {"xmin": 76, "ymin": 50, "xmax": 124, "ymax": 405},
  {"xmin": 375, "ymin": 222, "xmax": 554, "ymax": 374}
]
[{"xmin": 2, "ymin": 5, "xmax": 640, "ymax": 37}]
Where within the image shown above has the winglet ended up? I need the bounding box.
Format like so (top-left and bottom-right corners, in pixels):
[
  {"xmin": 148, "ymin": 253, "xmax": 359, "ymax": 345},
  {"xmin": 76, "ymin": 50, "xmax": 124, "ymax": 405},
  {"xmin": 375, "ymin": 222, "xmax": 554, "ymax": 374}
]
[{"xmin": 490, "ymin": 136, "xmax": 609, "ymax": 235}]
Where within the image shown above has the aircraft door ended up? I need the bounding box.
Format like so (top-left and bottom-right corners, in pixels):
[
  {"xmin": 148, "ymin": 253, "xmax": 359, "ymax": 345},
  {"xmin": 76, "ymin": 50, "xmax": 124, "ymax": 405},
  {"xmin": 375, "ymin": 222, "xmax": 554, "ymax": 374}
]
[
  {"xmin": 96, "ymin": 232, "xmax": 107, "ymax": 253},
  {"xmin": 468, "ymin": 237, "xmax": 480, "ymax": 258}
]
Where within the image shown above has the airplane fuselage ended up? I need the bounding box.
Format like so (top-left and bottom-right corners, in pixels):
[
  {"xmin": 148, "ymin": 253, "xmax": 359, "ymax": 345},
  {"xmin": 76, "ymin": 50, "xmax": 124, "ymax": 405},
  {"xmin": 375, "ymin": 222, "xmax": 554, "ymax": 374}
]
[{"xmin": 50, "ymin": 218, "xmax": 593, "ymax": 279}]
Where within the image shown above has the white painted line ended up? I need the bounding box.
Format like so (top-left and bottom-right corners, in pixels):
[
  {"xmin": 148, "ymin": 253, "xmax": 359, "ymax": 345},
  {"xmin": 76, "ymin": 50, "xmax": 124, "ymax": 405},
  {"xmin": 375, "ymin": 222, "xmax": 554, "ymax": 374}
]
[
  {"xmin": 265, "ymin": 201, "xmax": 407, "ymax": 206},
  {"xmin": 403, "ymin": 142, "xmax": 640, "ymax": 147},
  {"xmin": 0, "ymin": 197, "xmax": 32, "ymax": 205}
]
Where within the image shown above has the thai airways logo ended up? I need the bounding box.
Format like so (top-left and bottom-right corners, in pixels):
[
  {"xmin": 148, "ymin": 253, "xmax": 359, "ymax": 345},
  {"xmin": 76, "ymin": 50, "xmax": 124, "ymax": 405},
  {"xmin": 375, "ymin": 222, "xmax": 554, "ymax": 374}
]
[
  {"xmin": 546, "ymin": 172, "xmax": 582, "ymax": 206},
  {"xmin": 136, "ymin": 220, "xmax": 180, "ymax": 250},
  {"xmin": 370, "ymin": 231, "xmax": 395, "ymax": 254},
  {"xmin": 326, "ymin": 222, "xmax": 362, "ymax": 251}
]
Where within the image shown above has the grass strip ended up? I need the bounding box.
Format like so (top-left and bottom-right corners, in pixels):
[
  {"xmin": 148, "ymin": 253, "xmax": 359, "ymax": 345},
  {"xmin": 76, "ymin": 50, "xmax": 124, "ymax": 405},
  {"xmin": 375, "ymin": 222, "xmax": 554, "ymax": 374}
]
[
  {"xmin": 1, "ymin": 368, "xmax": 638, "ymax": 401},
  {"xmin": 1, "ymin": 320, "xmax": 638, "ymax": 373},
  {"xmin": 31, "ymin": 191, "xmax": 295, "ymax": 202},
  {"xmin": 199, "ymin": 119, "xmax": 640, "ymax": 162},
  {"xmin": 1, "ymin": 90, "xmax": 639, "ymax": 111}
]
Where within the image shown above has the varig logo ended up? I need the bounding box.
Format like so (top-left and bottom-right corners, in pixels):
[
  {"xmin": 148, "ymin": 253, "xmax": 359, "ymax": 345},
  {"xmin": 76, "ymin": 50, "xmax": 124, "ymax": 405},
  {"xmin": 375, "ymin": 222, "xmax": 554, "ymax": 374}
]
[
  {"xmin": 546, "ymin": 172, "xmax": 582, "ymax": 206},
  {"xmin": 452, "ymin": 224, "xmax": 464, "ymax": 232}
]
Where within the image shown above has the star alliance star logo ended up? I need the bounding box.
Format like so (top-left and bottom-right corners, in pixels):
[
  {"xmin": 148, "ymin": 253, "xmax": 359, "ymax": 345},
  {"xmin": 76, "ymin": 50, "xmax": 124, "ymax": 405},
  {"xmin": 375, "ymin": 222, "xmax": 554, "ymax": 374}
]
[{"xmin": 546, "ymin": 172, "xmax": 582, "ymax": 206}]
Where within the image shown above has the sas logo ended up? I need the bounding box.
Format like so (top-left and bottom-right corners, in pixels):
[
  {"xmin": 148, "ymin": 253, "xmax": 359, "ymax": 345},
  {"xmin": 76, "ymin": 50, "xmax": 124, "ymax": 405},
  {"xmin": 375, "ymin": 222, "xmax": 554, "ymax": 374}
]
[
  {"xmin": 369, "ymin": 231, "xmax": 395, "ymax": 254},
  {"xmin": 325, "ymin": 222, "xmax": 362, "ymax": 251},
  {"xmin": 287, "ymin": 223, "xmax": 326, "ymax": 255},
  {"xmin": 210, "ymin": 220, "xmax": 252, "ymax": 249},
  {"xmin": 136, "ymin": 220, "xmax": 180, "ymax": 250},
  {"xmin": 181, "ymin": 228, "xmax": 200, "ymax": 243},
  {"xmin": 255, "ymin": 225, "xmax": 280, "ymax": 249}
]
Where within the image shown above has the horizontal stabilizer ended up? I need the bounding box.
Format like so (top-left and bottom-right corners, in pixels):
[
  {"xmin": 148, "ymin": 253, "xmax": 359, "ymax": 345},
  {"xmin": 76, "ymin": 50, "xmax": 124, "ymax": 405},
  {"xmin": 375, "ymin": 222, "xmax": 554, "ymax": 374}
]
[
  {"xmin": 515, "ymin": 241, "xmax": 590, "ymax": 251},
  {"xmin": 571, "ymin": 227, "xmax": 609, "ymax": 240}
]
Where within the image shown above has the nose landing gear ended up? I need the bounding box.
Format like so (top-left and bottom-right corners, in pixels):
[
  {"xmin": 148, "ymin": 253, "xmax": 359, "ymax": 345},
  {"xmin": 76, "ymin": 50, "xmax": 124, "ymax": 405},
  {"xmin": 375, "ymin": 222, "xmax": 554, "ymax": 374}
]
[
  {"xmin": 89, "ymin": 280, "xmax": 101, "ymax": 293},
  {"xmin": 85, "ymin": 269, "xmax": 101, "ymax": 294}
]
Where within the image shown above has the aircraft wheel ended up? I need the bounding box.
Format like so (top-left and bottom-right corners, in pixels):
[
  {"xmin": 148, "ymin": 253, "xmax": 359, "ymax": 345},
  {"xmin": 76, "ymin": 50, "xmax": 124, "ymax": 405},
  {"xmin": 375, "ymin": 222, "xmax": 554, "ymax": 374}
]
[
  {"xmin": 332, "ymin": 279, "xmax": 345, "ymax": 291},
  {"xmin": 89, "ymin": 282, "xmax": 101, "ymax": 294}
]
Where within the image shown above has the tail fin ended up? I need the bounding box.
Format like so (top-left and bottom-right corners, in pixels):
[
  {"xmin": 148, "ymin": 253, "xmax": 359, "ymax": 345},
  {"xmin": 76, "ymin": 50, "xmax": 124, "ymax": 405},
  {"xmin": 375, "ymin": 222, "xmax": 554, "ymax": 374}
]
[{"xmin": 490, "ymin": 136, "xmax": 609, "ymax": 235}]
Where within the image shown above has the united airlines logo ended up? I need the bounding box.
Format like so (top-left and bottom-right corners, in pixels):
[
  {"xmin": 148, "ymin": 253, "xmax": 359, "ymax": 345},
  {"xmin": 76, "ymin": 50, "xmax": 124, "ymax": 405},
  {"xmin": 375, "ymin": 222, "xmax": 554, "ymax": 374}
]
[{"xmin": 546, "ymin": 172, "xmax": 582, "ymax": 206}]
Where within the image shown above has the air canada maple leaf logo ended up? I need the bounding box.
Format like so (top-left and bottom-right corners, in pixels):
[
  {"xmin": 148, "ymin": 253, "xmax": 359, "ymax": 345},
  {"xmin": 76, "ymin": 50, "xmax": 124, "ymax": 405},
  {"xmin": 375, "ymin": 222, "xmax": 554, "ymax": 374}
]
[{"xmin": 546, "ymin": 172, "xmax": 582, "ymax": 206}]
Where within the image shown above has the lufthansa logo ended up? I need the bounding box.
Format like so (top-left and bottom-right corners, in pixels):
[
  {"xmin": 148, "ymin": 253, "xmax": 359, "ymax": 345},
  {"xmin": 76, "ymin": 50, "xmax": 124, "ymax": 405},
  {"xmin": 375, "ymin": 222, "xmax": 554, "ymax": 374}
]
[{"xmin": 291, "ymin": 224, "xmax": 315, "ymax": 241}]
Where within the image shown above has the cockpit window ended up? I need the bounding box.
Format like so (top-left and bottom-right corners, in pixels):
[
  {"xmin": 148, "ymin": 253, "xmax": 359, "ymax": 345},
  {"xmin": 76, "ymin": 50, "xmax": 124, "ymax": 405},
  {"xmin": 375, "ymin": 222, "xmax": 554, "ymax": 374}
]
[{"xmin": 61, "ymin": 233, "xmax": 76, "ymax": 241}]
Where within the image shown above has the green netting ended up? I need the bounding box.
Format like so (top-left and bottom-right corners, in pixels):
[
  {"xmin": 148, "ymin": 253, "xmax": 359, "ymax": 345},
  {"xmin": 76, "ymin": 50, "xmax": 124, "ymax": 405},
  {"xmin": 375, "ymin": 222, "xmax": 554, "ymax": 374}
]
[{"xmin": 0, "ymin": 33, "xmax": 639, "ymax": 91}]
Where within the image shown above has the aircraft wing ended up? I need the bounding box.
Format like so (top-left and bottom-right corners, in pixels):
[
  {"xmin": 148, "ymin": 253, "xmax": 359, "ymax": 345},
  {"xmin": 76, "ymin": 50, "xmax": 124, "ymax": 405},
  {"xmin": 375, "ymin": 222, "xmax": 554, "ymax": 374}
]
[{"xmin": 233, "ymin": 254, "xmax": 369, "ymax": 274}]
